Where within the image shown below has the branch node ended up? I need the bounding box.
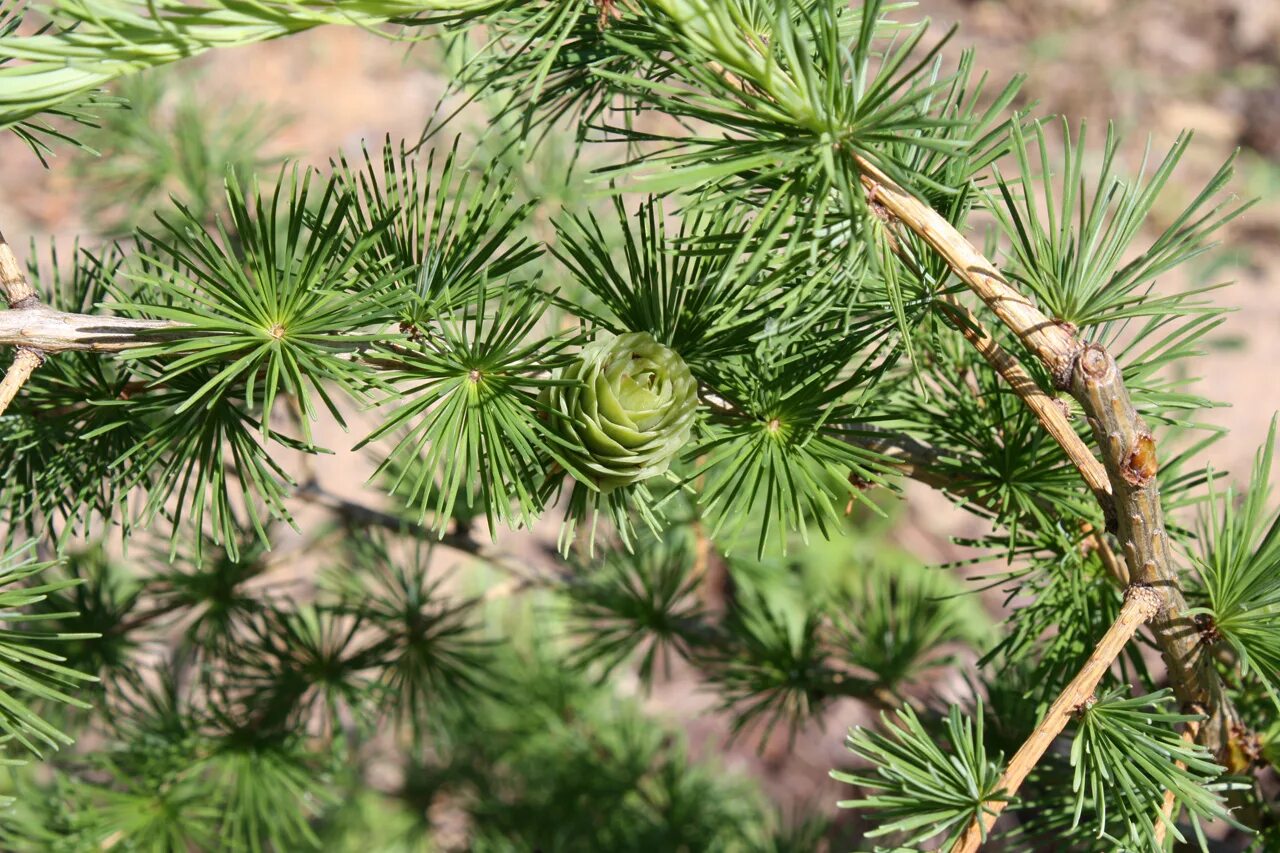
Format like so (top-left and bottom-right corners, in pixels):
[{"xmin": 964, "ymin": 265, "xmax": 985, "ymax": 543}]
[
  {"xmin": 1230, "ymin": 722, "xmax": 1264, "ymax": 768},
  {"xmin": 1124, "ymin": 583, "xmax": 1162, "ymax": 621},
  {"xmin": 8, "ymin": 295, "xmax": 39, "ymax": 311},
  {"xmin": 1073, "ymin": 694, "xmax": 1097, "ymax": 718},
  {"xmin": 1193, "ymin": 613, "xmax": 1221, "ymax": 647},
  {"xmin": 1074, "ymin": 342, "xmax": 1111, "ymax": 383}
]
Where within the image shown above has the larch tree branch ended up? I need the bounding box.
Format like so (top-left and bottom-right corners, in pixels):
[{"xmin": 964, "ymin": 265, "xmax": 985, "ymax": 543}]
[
  {"xmin": 867, "ymin": 192, "xmax": 1114, "ymax": 507},
  {"xmin": 854, "ymin": 156, "xmax": 1243, "ymax": 764},
  {"xmin": 952, "ymin": 583, "xmax": 1163, "ymax": 852},
  {"xmin": 0, "ymin": 347, "xmax": 43, "ymax": 417},
  {"xmin": 0, "ymin": 306, "xmax": 185, "ymax": 352},
  {"xmin": 0, "ymin": 232, "xmax": 38, "ymax": 308},
  {"xmin": 934, "ymin": 296, "xmax": 1112, "ymax": 507}
]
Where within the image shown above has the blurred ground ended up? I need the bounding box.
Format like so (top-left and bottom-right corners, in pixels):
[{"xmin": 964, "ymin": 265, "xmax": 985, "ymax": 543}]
[{"xmin": 2, "ymin": 0, "xmax": 1279, "ymax": 844}]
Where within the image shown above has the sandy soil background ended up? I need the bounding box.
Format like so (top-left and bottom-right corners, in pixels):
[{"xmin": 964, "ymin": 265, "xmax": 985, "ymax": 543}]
[{"xmin": 2, "ymin": 0, "xmax": 1278, "ymax": 842}]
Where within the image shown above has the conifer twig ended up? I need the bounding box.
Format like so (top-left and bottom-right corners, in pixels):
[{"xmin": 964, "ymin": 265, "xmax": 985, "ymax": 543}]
[
  {"xmin": 0, "ymin": 231, "xmax": 37, "ymax": 308},
  {"xmin": 0, "ymin": 347, "xmax": 43, "ymax": 417},
  {"xmin": 855, "ymin": 156, "xmax": 1243, "ymax": 762},
  {"xmin": 855, "ymin": 162, "xmax": 1079, "ymax": 383},
  {"xmin": 868, "ymin": 199, "xmax": 1113, "ymax": 507},
  {"xmin": 953, "ymin": 584, "xmax": 1163, "ymax": 852},
  {"xmin": 294, "ymin": 480, "xmax": 484, "ymax": 557},
  {"xmin": 0, "ymin": 306, "xmax": 184, "ymax": 352},
  {"xmin": 0, "ymin": 230, "xmax": 44, "ymax": 413},
  {"xmin": 934, "ymin": 297, "xmax": 1112, "ymax": 506}
]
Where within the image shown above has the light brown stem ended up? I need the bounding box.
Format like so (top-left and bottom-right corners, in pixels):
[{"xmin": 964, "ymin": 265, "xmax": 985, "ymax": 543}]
[
  {"xmin": 867, "ymin": 196, "xmax": 1112, "ymax": 508},
  {"xmin": 867, "ymin": 189, "xmax": 1121, "ymax": 583},
  {"xmin": 936, "ymin": 296, "xmax": 1112, "ymax": 506},
  {"xmin": 0, "ymin": 306, "xmax": 185, "ymax": 352},
  {"xmin": 856, "ymin": 159, "xmax": 1079, "ymax": 384},
  {"xmin": 0, "ymin": 233, "xmax": 44, "ymax": 409},
  {"xmin": 0, "ymin": 232, "xmax": 37, "ymax": 308},
  {"xmin": 952, "ymin": 584, "xmax": 1163, "ymax": 852},
  {"xmin": 0, "ymin": 347, "xmax": 43, "ymax": 416},
  {"xmin": 1082, "ymin": 521, "xmax": 1129, "ymax": 586}
]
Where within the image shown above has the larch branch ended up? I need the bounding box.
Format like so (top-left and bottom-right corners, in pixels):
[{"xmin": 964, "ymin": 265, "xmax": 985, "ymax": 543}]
[
  {"xmin": 0, "ymin": 231, "xmax": 38, "ymax": 308},
  {"xmin": 0, "ymin": 306, "xmax": 186, "ymax": 352},
  {"xmin": 1071, "ymin": 344, "xmax": 1241, "ymax": 757},
  {"xmin": 935, "ymin": 295, "xmax": 1112, "ymax": 506},
  {"xmin": 952, "ymin": 584, "xmax": 1162, "ymax": 852},
  {"xmin": 868, "ymin": 191, "xmax": 1113, "ymax": 507},
  {"xmin": 855, "ymin": 158, "xmax": 1080, "ymax": 384},
  {"xmin": 855, "ymin": 156, "xmax": 1242, "ymax": 763}
]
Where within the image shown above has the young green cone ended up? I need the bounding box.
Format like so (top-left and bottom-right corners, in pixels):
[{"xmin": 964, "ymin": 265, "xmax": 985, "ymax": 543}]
[{"xmin": 547, "ymin": 331, "xmax": 698, "ymax": 493}]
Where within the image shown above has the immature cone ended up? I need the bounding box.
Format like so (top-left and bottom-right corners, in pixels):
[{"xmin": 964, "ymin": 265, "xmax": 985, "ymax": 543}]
[{"xmin": 548, "ymin": 331, "xmax": 697, "ymax": 493}]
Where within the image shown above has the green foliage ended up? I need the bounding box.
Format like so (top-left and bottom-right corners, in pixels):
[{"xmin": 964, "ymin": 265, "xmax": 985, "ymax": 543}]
[
  {"xmin": 706, "ymin": 590, "xmax": 845, "ymax": 741},
  {"xmin": 323, "ymin": 534, "xmax": 499, "ymax": 738},
  {"xmin": 688, "ymin": 341, "xmax": 895, "ymax": 556},
  {"xmin": 0, "ymin": 1, "xmax": 116, "ymax": 164},
  {"xmin": 0, "ymin": 545, "xmax": 97, "ymax": 758},
  {"xmin": 28, "ymin": 544, "xmax": 142, "ymax": 682},
  {"xmin": 0, "ymin": 244, "xmax": 142, "ymax": 540},
  {"xmin": 992, "ymin": 119, "xmax": 1246, "ymax": 330},
  {"xmin": 0, "ymin": 0, "xmax": 1274, "ymax": 848},
  {"xmin": 436, "ymin": 646, "xmax": 777, "ymax": 852},
  {"xmin": 551, "ymin": 196, "xmax": 773, "ymax": 368},
  {"xmin": 335, "ymin": 137, "xmax": 542, "ymax": 324},
  {"xmin": 831, "ymin": 560, "xmax": 979, "ymax": 693},
  {"xmin": 358, "ymin": 284, "xmax": 582, "ymax": 535},
  {"xmin": 1190, "ymin": 418, "xmax": 1280, "ymax": 705},
  {"xmin": 0, "ymin": 0, "xmax": 510, "ymax": 132},
  {"xmin": 835, "ymin": 702, "xmax": 1005, "ymax": 849},
  {"xmin": 120, "ymin": 168, "xmax": 400, "ymax": 432},
  {"xmin": 1068, "ymin": 688, "xmax": 1243, "ymax": 849},
  {"xmin": 563, "ymin": 533, "xmax": 706, "ymax": 684}
]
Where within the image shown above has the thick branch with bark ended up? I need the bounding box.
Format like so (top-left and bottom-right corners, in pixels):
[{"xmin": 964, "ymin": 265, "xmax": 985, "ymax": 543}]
[
  {"xmin": 855, "ymin": 157, "xmax": 1242, "ymax": 763},
  {"xmin": 1071, "ymin": 344, "xmax": 1240, "ymax": 756}
]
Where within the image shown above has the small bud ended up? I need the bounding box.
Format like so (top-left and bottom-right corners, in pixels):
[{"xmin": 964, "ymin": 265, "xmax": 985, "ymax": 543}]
[{"xmin": 1123, "ymin": 432, "xmax": 1158, "ymax": 487}]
